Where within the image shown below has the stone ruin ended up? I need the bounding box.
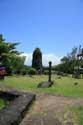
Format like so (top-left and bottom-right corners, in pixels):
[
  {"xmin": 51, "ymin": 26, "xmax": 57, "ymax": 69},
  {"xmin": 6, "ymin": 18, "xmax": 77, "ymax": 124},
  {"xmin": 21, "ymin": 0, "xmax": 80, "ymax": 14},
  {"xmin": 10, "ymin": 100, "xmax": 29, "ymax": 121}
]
[{"xmin": 0, "ymin": 86, "xmax": 35, "ymax": 125}]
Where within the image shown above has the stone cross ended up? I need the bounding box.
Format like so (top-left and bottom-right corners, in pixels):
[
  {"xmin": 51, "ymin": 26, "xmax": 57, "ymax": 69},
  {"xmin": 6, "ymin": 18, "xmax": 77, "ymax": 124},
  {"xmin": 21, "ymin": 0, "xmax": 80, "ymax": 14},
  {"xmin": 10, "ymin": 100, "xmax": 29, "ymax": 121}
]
[{"xmin": 48, "ymin": 61, "xmax": 52, "ymax": 82}]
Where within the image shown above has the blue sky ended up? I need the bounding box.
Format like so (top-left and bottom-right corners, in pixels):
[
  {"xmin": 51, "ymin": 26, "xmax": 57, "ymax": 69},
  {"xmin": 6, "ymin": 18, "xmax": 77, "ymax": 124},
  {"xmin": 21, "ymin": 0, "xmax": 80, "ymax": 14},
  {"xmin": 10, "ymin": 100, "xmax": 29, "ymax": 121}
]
[{"xmin": 0, "ymin": 0, "xmax": 83, "ymax": 65}]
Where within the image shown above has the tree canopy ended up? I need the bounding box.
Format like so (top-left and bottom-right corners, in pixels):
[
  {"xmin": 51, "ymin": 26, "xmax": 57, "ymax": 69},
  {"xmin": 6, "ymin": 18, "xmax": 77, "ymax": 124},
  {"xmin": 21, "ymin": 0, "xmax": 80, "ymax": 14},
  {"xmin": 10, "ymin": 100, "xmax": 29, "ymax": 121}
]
[
  {"xmin": 0, "ymin": 34, "xmax": 25, "ymax": 75},
  {"xmin": 55, "ymin": 46, "xmax": 83, "ymax": 74}
]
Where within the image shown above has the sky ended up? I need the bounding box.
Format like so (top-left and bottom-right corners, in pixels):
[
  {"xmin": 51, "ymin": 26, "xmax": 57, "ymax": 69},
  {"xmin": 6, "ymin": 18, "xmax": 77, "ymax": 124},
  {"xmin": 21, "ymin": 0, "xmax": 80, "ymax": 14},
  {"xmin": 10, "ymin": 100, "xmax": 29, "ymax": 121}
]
[{"xmin": 0, "ymin": 0, "xmax": 83, "ymax": 66}]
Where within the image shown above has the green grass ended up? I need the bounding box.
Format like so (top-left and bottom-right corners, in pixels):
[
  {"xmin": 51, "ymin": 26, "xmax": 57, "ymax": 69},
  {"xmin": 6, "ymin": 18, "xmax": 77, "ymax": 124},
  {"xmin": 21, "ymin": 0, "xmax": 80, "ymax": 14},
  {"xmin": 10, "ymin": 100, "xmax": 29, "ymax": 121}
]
[
  {"xmin": 0, "ymin": 75, "xmax": 83, "ymax": 97},
  {"xmin": 69, "ymin": 106, "xmax": 83, "ymax": 125},
  {"xmin": 0, "ymin": 99, "xmax": 5, "ymax": 109}
]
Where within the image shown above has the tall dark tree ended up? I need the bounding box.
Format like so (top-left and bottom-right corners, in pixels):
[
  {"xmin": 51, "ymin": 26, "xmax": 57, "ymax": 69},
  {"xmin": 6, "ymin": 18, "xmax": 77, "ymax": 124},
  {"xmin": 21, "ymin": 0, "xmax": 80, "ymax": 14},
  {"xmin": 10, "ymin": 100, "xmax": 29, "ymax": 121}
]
[{"xmin": 32, "ymin": 48, "xmax": 42, "ymax": 70}]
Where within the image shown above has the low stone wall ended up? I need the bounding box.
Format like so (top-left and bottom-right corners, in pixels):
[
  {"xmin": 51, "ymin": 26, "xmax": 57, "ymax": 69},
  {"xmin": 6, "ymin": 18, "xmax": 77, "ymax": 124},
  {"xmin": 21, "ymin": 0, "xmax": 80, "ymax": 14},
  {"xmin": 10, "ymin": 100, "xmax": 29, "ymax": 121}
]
[{"xmin": 0, "ymin": 88, "xmax": 35, "ymax": 125}]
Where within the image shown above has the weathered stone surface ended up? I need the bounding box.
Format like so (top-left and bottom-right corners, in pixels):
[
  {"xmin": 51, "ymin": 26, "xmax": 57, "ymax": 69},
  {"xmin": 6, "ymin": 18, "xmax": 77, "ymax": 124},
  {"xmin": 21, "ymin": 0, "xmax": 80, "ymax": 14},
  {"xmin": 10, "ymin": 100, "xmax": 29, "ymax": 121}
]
[
  {"xmin": 38, "ymin": 81, "xmax": 53, "ymax": 88},
  {"xmin": 66, "ymin": 122, "xmax": 74, "ymax": 125},
  {"xmin": 0, "ymin": 88, "xmax": 35, "ymax": 125}
]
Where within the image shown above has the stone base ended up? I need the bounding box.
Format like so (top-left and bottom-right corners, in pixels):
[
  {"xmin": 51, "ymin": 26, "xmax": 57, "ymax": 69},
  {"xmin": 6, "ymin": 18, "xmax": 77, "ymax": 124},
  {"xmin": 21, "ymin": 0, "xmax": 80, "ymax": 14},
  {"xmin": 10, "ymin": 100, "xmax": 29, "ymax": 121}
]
[
  {"xmin": 0, "ymin": 88, "xmax": 35, "ymax": 125},
  {"xmin": 38, "ymin": 81, "xmax": 53, "ymax": 88}
]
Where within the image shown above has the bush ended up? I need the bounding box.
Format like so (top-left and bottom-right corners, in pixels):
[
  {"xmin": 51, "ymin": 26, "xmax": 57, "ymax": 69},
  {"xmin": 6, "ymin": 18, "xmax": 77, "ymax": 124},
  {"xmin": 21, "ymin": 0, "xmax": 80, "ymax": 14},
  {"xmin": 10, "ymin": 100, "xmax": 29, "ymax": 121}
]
[
  {"xmin": 43, "ymin": 70, "xmax": 49, "ymax": 75},
  {"xmin": 28, "ymin": 68, "xmax": 36, "ymax": 75},
  {"xmin": 21, "ymin": 69, "xmax": 27, "ymax": 75}
]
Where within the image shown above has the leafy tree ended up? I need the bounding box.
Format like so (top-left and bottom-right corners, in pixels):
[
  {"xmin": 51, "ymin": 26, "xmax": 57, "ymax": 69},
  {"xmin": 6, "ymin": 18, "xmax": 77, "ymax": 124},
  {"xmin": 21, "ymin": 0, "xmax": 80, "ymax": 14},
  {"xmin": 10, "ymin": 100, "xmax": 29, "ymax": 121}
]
[
  {"xmin": 32, "ymin": 48, "xmax": 42, "ymax": 70},
  {"xmin": 0, "ymin": 34, "xmax": 25, "ymax": 75},
  {"xmin": 11, "ymin": 56, "xmax": 26, "ymax": 74},
  {"xmin": 70, "ymin": 47, "xmax": 78, "ymax": 60},
  {"xmin": 55, "ymin": 46, "xmax": 80, "ymax": 74},
  {"xmin": 61, "ymin": 56, "xmax": 69, "ymax": 63}
]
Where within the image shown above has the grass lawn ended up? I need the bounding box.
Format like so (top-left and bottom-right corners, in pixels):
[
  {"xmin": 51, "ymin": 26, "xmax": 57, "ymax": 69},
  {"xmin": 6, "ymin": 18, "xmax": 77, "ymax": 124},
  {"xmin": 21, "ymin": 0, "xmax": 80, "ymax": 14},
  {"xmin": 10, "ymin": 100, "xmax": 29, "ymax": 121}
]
[
  {"xmin": 0, "ymin": 75, "xmax": 83, "ymax": 97},
  {"xmin": 69, "ymin": 106, "xmax": 83, "ymax": 125}
]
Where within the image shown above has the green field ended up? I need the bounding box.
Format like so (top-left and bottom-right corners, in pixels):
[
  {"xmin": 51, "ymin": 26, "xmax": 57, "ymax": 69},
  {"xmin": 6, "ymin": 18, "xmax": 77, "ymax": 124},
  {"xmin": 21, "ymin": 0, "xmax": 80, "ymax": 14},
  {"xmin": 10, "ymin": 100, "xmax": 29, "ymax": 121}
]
[{"xmin": 0, "ymin": 75, "xmax": 83, "ymax": 97}]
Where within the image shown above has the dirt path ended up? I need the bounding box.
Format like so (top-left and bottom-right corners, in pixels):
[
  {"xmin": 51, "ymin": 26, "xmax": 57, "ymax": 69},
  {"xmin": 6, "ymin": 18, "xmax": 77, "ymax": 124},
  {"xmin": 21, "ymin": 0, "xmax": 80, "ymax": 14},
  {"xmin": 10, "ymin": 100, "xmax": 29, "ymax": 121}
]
[{"xmin": 20, "ymin": 93, "xmax": 83, "ymax": 125}]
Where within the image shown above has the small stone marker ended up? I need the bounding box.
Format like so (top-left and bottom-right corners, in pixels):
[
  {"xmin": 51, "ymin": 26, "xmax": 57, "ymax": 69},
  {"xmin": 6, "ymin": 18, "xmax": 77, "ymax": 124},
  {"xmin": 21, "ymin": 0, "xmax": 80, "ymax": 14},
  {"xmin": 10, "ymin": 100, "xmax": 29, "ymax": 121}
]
[{"xmin": 38, "ymin": 61, "xmax": 53, "ymax": 88}]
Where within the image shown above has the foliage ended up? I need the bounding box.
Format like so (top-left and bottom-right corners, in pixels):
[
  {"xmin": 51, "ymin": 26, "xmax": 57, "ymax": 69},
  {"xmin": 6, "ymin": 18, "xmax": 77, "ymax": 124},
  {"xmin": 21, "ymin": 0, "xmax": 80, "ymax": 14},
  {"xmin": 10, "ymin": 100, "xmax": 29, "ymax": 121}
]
[
  {"xmin": 43, "ymin": 70, "xmax": 49, "ymax": 75},
  {"xmin": 0, "ymin": 34, "xmax": 25, "ymax": 75},
  {"xmin": 28, "ymin": 68, "xmax": 36, "ymax": 75},
  {"xmin": 20, "ymin": 65, "xmax": 30, "ymax": 75},
  {"xmin": 55, "ymin": 46, "xmax": 82, "ymax": 74},
  {"xmin": 32, "ymin": 48, "xmax": 42, "ymax": 70},
  {"xmin": 11, "ymin": 56, "xmax": 26, "ymax": 74}
]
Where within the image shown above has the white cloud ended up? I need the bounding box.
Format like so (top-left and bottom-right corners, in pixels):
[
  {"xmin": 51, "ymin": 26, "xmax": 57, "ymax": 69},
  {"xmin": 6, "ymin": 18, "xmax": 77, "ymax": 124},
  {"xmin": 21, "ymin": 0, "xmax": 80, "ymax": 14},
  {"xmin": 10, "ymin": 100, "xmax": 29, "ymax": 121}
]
[
  {"xmin": 21, "ymin": 53, "xmax": 61, "ymax": 66},
  {"xmin": 43, "ymin": 54, "xmax": 61, "ymax": 66}
]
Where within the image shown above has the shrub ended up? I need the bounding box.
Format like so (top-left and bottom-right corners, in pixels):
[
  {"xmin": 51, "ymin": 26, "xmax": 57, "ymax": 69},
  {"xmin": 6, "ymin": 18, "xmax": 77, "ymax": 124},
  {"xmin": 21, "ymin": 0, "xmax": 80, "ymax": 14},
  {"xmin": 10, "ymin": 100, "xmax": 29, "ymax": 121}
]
[
  {"xmin": 28, "ymin": 68, "xmax": 36, "ymax": 75},
  {"xmin": 43, "ymin": 70, "xmax": 49, "ymax": 75},
  {"xmin": 21, "ymin": 69, "xmax": 27, "ymax": 75}
]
